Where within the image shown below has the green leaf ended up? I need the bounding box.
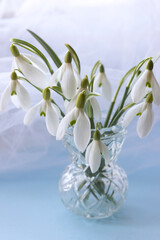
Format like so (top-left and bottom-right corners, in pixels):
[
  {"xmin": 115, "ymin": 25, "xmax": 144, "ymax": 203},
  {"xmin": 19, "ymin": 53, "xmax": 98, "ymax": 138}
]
[
  {"xmin": 65, "ymin": 43, "xmax": 81, "ymax": 74},
  {"xmin": 11, "ymin": 38, "xmax": 54, "ymax": 75},
  {"xmin": 27, "ymin": 29, "xmax": 62, "ymax": 68},
  {"xmin": 90, "ymin": 60, "xmax": 101, "ymax": 80}
]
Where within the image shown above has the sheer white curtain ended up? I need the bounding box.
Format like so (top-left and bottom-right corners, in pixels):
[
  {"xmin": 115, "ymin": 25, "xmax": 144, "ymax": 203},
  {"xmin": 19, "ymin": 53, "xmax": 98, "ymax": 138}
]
[{"xmin": 0, "ymin": 0, "xmax": 160, "ymax": 172}]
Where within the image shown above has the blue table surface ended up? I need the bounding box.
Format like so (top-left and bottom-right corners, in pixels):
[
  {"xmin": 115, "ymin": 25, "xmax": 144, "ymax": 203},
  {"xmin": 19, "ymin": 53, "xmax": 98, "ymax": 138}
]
[{"xmin": 0, "ymin": 164, "xmax": 160, "ymax": 240}]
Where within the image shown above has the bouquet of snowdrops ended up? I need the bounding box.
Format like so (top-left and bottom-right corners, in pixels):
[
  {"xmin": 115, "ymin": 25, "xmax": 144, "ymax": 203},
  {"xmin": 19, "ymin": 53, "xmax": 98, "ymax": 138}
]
[{"xmin": 1, "ymin": 30, "xmax": 160, "ymax": 174}]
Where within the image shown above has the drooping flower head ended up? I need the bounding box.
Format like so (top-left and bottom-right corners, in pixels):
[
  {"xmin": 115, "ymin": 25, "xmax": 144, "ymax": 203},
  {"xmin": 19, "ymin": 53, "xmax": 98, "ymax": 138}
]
[
  {"xmin": 131, "ymin": 60, "xmax": 160, "ymax": 105},
  {"xmin": 56, "ymin": 91, "xmax": 91, "ymax": 152},
  {"xmin": 123, "ymin": 92, "xmax": 154, "ymax": 138},
  {"xmin": 0, "ymin": 71, "xmax": 30, "ymax": 111},
  {"xmin": 10, "ymin": 44, "xmax": 48, "ymax": 89},
  {"xmin": 24, "ymin": 88, "xmax": 59, "ymax": 136},
  {"xmin": 50, "ymin": 51, "xmax": 81, "ymax": 99},
  {"xmin": 94, "ymin": 64, "xmax": 112, "ymax": 101},
  {"xmin": 65, "ymin": 75, "xmax": 101, "ymax": 121},
  {"xmin": 85, "ymin": 130, "xmax": 110, "ymax": 173}
]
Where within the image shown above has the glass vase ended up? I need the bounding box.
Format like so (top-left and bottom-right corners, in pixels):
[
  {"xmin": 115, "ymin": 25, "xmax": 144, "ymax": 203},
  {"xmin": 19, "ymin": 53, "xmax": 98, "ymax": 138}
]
[{"xmin": 59, "ymin": 124, "xmax": 128, "ymax": 219}]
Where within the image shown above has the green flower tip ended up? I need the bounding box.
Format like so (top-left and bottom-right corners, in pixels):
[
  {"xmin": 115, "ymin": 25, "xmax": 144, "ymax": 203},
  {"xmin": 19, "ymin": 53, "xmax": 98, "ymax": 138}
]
[
  {"xmin": 42, "ymin": 88, "xmax": 50, "ymax": 101},
  {"xmin": 10, "ymin": 44, "xmax": 20, "ymax": 57},
  {"xmin": 99, "ymin": 64, "xmax": 105, "ymax": 73},
  {"xmin": 76, "ymin": 91, "xmax": 86, "ymax": 109},
  {"xmin": 10, "ymin": 71, "xmax": 17, "ymax": 80},
  {"xmin": 64, "ymin": 51, "xmax": 72, "ymax": 63},
  {"xmin": 81, "ymin": 75, "xmax": 89, "ymax": 89},
  {"xmin": 93, "ymin": 130, "xmax": 101, "ymax": 140},
  {"xmin": 146, "ymin": 92, "xmax": 153, "ymax": 103},
  {"xmin": 136, "ymin": 69, "xmax": 141, "ymax": 77},
  {"xmin": 146, "ymin": 60, "xmax": 153, "ymax": 71}
]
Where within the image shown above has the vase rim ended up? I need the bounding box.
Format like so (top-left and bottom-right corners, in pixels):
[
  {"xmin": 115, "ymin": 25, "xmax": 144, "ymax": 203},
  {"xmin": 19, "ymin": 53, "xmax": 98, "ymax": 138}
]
[{"xmin": 65, "ymin": 121, "xmax": 127, "ymax": 140}]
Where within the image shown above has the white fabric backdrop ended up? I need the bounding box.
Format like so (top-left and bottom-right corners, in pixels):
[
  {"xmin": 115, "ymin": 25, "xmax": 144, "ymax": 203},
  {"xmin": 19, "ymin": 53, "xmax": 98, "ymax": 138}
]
[{"xmin": 0, "ymin": 0, "xmax": 160, "ymax": 172}]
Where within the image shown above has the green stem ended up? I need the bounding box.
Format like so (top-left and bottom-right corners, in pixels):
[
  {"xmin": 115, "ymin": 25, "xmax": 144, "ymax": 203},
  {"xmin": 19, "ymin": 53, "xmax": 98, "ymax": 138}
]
[
  {"xmin": 109, "ymin": 102, "xmax": 135, "ymax": 127},
  {"xmin": 104, "ymin": 66, "xmax": 135, "ymax": 127}
]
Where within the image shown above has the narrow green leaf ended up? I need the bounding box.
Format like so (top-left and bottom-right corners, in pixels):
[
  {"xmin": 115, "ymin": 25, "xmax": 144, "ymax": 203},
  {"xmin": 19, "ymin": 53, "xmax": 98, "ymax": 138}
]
[
  {"xmin": 65, "ymin": 43, "xmax": 81, "ymax": 74},
  {"xmin": 11, "ymin": 38, "xmax": 54, "ymax": 74},
  {"xmin": 27, "ymin": 29, "xmax": 62, "ymax": 68},
  {"xmin": 90, "ymin": 60, "xmax": 101, "ymax": 80}
]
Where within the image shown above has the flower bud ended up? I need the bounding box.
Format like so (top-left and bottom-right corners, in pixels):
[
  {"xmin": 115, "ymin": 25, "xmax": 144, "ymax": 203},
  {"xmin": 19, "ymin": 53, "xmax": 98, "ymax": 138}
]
[
  {"xmin": 42, "ymin": 88, "xmax": 50, "ymax": 101},
  {"xmin": 146, "ymin": 92, "xmax": 153, "ymax": 103},
  {"xmin": 99, "ymin": 64, "xmax": 104, "ymax": 73},
  {"xmin": 146, "ymin": 60, "xmax": 153, "ymax": 71},
  {"xmin": 10, "ymin": 44, "xmax": 20, "ymax": 57},
  {"xmin": 10, "ymin": 71, "xmax": 17, "ymax": 80},
  {"xmin": 93, "ymin": 130, "xmax": 101, "ymax": 140},
  {"xmin": 76, "ymin": 91, "xmax": 86, "ymax": 109},
  {"xmin": 64, "ymin": 51, "xmax": 72, "ymax": 63},
  {"xmin": 81, "ymin": 75, "xmax": 89, "ymax": 89}
]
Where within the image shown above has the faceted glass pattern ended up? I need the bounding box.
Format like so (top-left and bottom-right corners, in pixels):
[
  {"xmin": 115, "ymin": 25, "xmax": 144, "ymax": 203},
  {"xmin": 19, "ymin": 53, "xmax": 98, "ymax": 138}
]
[{"xmin": 59, "ymin": 125, "xmax": 128, "ymax": 219}]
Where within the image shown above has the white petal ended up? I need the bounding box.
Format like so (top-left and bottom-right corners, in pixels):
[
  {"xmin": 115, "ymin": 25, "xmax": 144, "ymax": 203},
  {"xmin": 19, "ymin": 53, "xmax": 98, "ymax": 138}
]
[
  {"xmin": 46, "ymin": 102, "xmax": 59, "ymax": 136},
  {"xmin": 85, "ymin": 141, "xmax": 93, "ymax": 164},
  {"xmin": 100, "ymin": 142, "xmax": 110, "ymax": 166},
  {"xmin": 74, "ymin": 110, "xmax": 91, "ymax": 152},
  {"xmin": 94, "ymin": 73, "xmax": 101, "ymax": 87},
  {"xmin": 122, "ymin": 102, "xmax": 145, "ymax": 127},
  {"xmin": 151, "ymin": 73, "xmax": 160, "ymax": 105},
  {"xmin": 61, "ymin": 63, "xmax": 77, "ymax": 99},
  {"xmin": 101, "ymin": 73, "xmax": 112, "ymax": 101},
  {"xmin": 0, "ymin": 84, "xmax": 11, "ymax": 111},
  {"xmin": 16, "ymin": 81, "xmax": 30, "ymax": 111},
  {"xmin": 137, "ymin": 103, "xmax": 154, "ymax": 138},
  {"xmin": 89, "ymin": 97, "xmax": 101, "ymax": 121},
  {"xmin": 131, "ymin": 70, "xmax": 148, "ymax": 103},
  {"xmin": 73, "ymin": 69, "xmax": 81, "ymax": 88},
  {"xmin": 24, "ymin": 54, "xmax": 48, "ymax": 73},
  {"xmin": 89, "ymin": 141, "xmax": 101, "ymax": 173},
  {"xmin": 49, "ymin": 67, "xmax": 62, "ymax": 86},
  {"xmin": 65, "ymin": 91, "xmax": 79, "ymax": 113},
  {"xmin": 51, "ymin": 103, "xmax": 61, "ymax": 117},
  {"xmin": 24, "ymin": 101, "xmax": 42, "ymax": 125},
  {"xmin": 16, "ymin": 55, "xmax": 48, "ymax": 89},
  {"xmin": 56, "ymin": 107, "xmax": 76, "ymax": 140},
  {"xmin": 11, "ymin": 95, "xmax": 21, "ymax": 108},
  {"xmin": 12, "ymin": 58, "xmax": 17, "ymax": 71}
]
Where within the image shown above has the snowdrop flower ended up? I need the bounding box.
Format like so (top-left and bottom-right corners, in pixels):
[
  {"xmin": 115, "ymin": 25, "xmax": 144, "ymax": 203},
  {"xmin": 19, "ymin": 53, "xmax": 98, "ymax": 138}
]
[
  {"xmin": 56, "ymin": 91, "xmax": 91, "ymax": 152},
  {"xmin": 0, "ymin": 71, "xmax": 30, "ymax": 111},
  {"xmin": 50, "ymin": 51, "xmax": 81, "ymax": 99},
  {"xmin": 94, "ymin": 64, "xmax": 112, "ymax": 101},
  {"xmin": 10, "ymin": 44, "xmax": 48, "ymax": 89},
  {"xmin": 85, "ymin": 130, "xmax": 110, "ymax": 173},
  {"xmin": 123, "ymin": 92, "xmax": 154, "ymax": 138},
  {"xmin": 65, "ymin": 76, "xmax": 101, "ymax": 121},
  {"xmin": 131, "ymin": 60, "xmax": 160, "ymax": 105},
  {"xmin": 24, "ymin": 88, "xmax": 59, "ymax": 136}
]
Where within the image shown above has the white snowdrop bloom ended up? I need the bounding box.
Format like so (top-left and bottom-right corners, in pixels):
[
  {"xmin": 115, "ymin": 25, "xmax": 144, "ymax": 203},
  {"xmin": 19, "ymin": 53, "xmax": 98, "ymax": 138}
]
[
  {"xmin": 56, "ymin": 91, "xmax": 91, "ymax": 152},
  {"xmin": 123, "ymin": 93, "xmax": 154, "ymax": 138},
  {"xmin": 50, "ymin": 51, "xmax": 81, "ymax": 99},
  {"xmin": 85, "ymin": 130, "xmax": 110, "ymax": 173},
  {"xmin": 94, "ymin": 64, "xmax": 112, "ymax": 101},
  {"xmin": 24, "ymin": 88, "xmax": 59, "ymax": 136},
  {"xmin": 0, "ymin": 71, "xmax": 30, "ymax": 111},
  {"xmin": 65, "ymin": 76, "xmax": 101, "ymax": 121},
  {"xmin": 131, "ymin": 60, "xmax": 160, "ymax": 105},
  {"xmin": 10, "ymin": 44, "xmax": 48, "ymax": 89}
]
